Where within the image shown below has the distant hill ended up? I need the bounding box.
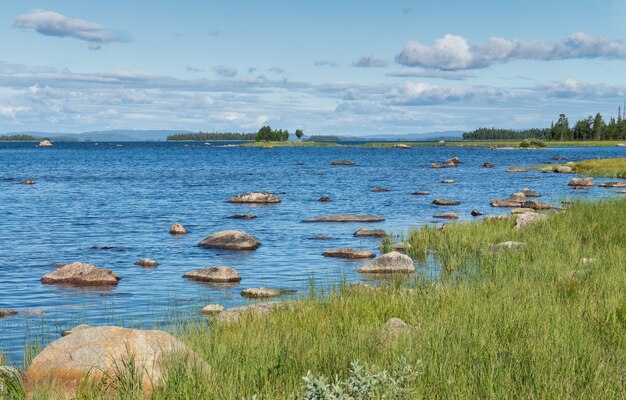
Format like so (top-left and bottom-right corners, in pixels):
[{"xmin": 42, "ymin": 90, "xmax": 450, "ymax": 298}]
[
  {"xmin": 347, "ymin": 131, "xmax": 464, "ymax": 142},
  {"xmin": 2, "ymin": 130, "xmax": 191, "ymax": 142}
]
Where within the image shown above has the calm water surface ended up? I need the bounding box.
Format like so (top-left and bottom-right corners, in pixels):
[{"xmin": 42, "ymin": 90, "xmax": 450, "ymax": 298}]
[{"xmin": 0, "ymin": 142, "xmax": 624, "ymax": 363}]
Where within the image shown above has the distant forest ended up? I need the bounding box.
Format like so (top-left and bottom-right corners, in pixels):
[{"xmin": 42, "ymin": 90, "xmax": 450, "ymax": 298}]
[
  {"xmin": 167, "ymin": 132, "xmax": 255, "ymax": 141},
  {"xmin": 0, "ymin": 134, "xmax": 43, "ymax": 141},
  {"xmin": 463, "ymin": 107, "xmax": 626, "ymax": 141},
  {"xmin": 307, "ymin": 135, "xmax": 339, "ymax": 142}
]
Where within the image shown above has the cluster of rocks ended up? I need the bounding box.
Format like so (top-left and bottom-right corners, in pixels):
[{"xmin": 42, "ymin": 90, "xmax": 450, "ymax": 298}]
[{"xmin": 431, "ymin": 156, "xmax": 461, "ymax": 169}]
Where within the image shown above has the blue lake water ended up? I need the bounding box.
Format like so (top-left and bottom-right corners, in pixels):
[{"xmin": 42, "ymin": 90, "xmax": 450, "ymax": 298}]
[{"xmin": 0, "ymin": 142, "xmax": 624, "ymax": 364}]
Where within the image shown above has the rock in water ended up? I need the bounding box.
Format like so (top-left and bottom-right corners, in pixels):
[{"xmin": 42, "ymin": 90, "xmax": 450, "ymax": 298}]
[
  {"xmin": 568, "ymin": 178, "xmax": 595, "ymax": 187},
  {"xmin": 471, "ymin": 209, "xmax": 482, "ymax": 216},
  {"xmin": 0, "ymin": 310, "xmax": 17, "ymax": 318},
  {"xmin": 598, "ymin": 181, "xmax": 626, "ymax": 188},
  {"xmin": 555, "ymin": 166, "xmax": 573, "ymax": 173},
  {"xmin": 20, "ymin": 179, "xmax": 36, "ymax": 185},
  {"xmin": 198, "ymin": 230, "xmax": 260, "ymax": 250},
  {"xmin": 354, "ymin": 228, "xmax": 387, "ymax": 237},
  {"xmin": 25, "ymin": 326, "xmax": 208, "ymax": 397},
  {"xmin": 357, "ymin": 251, "xmax": 415, "ymax": 274},
  {"xmin": 227, "ymin": 214, "xmax": 257, "ymax": 220},
  {"xmin": 240, "ymin": 287, "xmax": 286, "ymax": 299},
  {"xmin": 521, "ymin": 188, "xmax": 541, "ymax": 197},
  {"xmin": 41, "ymin": 262, "xmax": 121, "ymax": 286},
  {"xmin": 169, "ymin": 223, "xmax": 188, "ymax": 235},
  {"xmin": 433, "ymin": 199, "xmax": 460, "ymax": 206},
  {"xmin": 226, "ymin": 192, "xmax": 281, "ymax": 204},
  {"xmin": 304, "ymin": 215, "xmax": 384, "ymax": 223},
  {"xmin": 441, "ymin": 179, "xmax": 455, "ymax": 184},
  {"xmin": 434, "ymin": 212, "xmax": 458, "ymax": 219},
  {"xmin": 38, "ymin": 140, "xmax": 53, "ymax": 147},
  {"xmin": 482, "ymin": 162, "xmax": 495, "ymax": 168},
  {"xmin": 323, "ymin": 249, "xmax": 376, "ymax": 259},
  {"xmin": 411, "ymin": 191, "xmax": 430, "ymax": 195},
  {"xmin": 506, "ymin": 167, "xmax": 528, "ymax": 173},
  {"xmin": 330, "ymin": 160, "xmax": 356, "ymax": 166},
  {"xmin": 318, "ymin": 196, "xmax": 332, "ymax": 202},
  {"xmin": 135, "ymin": 258, "xmax": 158, "ymax": 267},
  {"xmin": 199, "ymin": 304, "xmax": 225, "ymax": 315},
  {"xmin": 520, "ymin": 200, "xmax": 552, "ymax": 210},
  {"xmin": 183, "ymin": 267, "xmax": 241, "ymax": 282}
]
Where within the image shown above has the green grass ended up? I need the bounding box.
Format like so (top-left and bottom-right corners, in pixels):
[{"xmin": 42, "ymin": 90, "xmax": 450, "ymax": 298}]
[
  {"xmin": 361, "ymin": 140, "xmax": 625, "ymax": 148},
  {"xmin": 568, "ymin": 157, "xmax": 626, "ymax": 179},
  {"xmin": 16, "ymin": 199, "xmax": 626, "ymax": 399},
  {"xmin": 239, "ymin": 141, "xmax": 338, "ymax": 147}
]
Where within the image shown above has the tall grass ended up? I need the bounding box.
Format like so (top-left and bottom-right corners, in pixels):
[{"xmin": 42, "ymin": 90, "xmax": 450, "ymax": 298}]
[
  {"xmin": 21, "ymin": 199, "xmax": 626, "ymax": 399},
  {"xmin": 570, "ymin": 157, "xmax": 626, "ymax": 178}
]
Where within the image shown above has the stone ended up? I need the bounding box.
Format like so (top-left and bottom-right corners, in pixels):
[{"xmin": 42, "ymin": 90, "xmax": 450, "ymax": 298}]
[
  {"xmin": 330, "ymin": 160, "xmax": 355, "ymax": 166},
  {"xmin": 484, "ymin": 215, "xmax": 510, "ymax": 222},
  {"xmin": 240, "ymin": 287, "xmax": 287, "ymax": 299},
  {"xmin": 0, "ymin": 366, "xmax": 20, "ymax": 395},
  {"xmin": 441, "ymin": 179, "xmax": 455, "ymax": 184},
  {"xmin": 515, "ymin": 212, "xmax": 548, "ymax": 229},
  {"xmin": 20, "ymin": 179, "xmax": 36, "ymax": 185},
  {"xmin": 357, "ymin": 251, "xmax": 415, "ymax": 274},
  {"xmin": 308, "ymin": 236, "xmax": 336, "ymax": 240},
  {"xmin": 508, "ymin": 192, "xmax": 528, "ymax": 203},
  {"xmin": 61, "ymin": 324, "xmax": 93, "ymax": 337},
  {"xmin": 323, "ymin": 249, "xmax": 376, "ymax": 259},
  {"xmin": 521, "ymin": 188, "xmax": 541, "ymax": 197},
  {"xmin": 430, "ymin": 163, "xmax": 444, "ymax": 168},
  {"xmin": 444, "ymin": 157, "xmax": 461, "ymax": 166},
  {"xmin": 598, "ymin": 181, "xmax": 626, "ymax": 188},
  {"xmin": 471, "ymin": 209, "xmax": 482, "ymax": 216},
  {"xmin": 135, "ymin": 258, "xmax": 158, "ymax": 267},
  {"xmin": 617, "ymin": 143, "xmax": 625, "ymax": 147},
  {"xmin": 38, "ymin": 139, "xmax": 53, "ymax": 147},
  {"xmin": 482, "ymin": 162, "xmax": 495, "ymax": 168},
  {"xmin": 434, "ymin": 212, "xmax": 458, "ymax": 219},
  {"xmin": 393, "ymin": 144, "xmax": 411, "ymax": 149},
  {"xmin": 433, "ymin": 199, "xmax": 460, "ymax": 206},
  {"xmin": 521, "ymin": 200, "xmax": 552, "ymax": 210},
  {"xmin": 567, "ymin": 178, "xmax": 596, "ymax": 187},
  {"xmin": 226, "ymin": 192, "xmax": 281, "ymax": 204},
  {"xmin": 215, "ymin": 302, "xmax": 280, "ymax": 323},
  {"xmin": 41, "ymin": 262, "xmax": 121, "ymax": 286},
  {"xmin": 198, "ymin": 230, "xmax": 260, "ymax": 250},
  {"xmin": 555, "ymin": 166, "xmax": 573, "ymax": 173},
  {"xmin": 371, "ymin": 187, "xmax": 390, "ymax": 192},
  {"xmin": 511, "ymin": 208, "xmax": 536, "ymax": 214},
  {"xmin": 489, "ymin": 241, "xmax": 526, "ymax": 252},
  {"xmin": 0, "ymin": 310, "xmax": 17, "ymax": 319},
  {"xmin": 169, "ymin": 223, "xmax": 188, "ymax": 235},
  {"xmin": 227, "ymin": 214, "xmax": 257, "ymax": 219},
  {"xmin": 376, "ymin": 317, "xmax": 411, "ymax": 340},
  {"xmin": 490, "ymin": 199, "xmax": 523, "ymax": 208},
  {"xmin": 411, "ymin": 191, "xmax": 430, "ymax": 195},
  {"xmin": 304, "ymin": 215, "xmax": 384, "ymax": 223},
  {"xmin": 25, "ymin": 326, "xmax": 207, "ymax": 396},
  {"xmin": 506, "ymin": 167, "xmax": 528, "ymax": 172},
  {"xmin": 318, "ymin": 196, "xmax": 332, "ymax": 202},
  {"xmin": 183, "ymin": 267, "xmax": 241, "ymax": 283},
  {"xmin": 354, "ymin": 228, "xmax": 387, "ymax": 237},
  {"xmin": 199, "ymin": 304, "xmax": 225, "ymax": 315}
]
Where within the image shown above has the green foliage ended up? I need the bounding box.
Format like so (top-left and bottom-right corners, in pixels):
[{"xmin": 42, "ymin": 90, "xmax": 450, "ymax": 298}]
[
  {"xmin": 463, "ymin": 127, "xmax": 549, "ymax": 141},
  {"xmin": 166, "ymin": 132, "xmax": 255, "ymax": 141},
  {"xmin": 295, "ymin": 129, "xmax": 304, "ymax": 141},
  {"xmin": 569, "ymin": 157, "xmax": 626, "ymax": 178},
  {"xmin": 519, "ymin": 139, "xmax": 546, "ymax": 148},
  {"xmin": 255, "ymin": 126, "xmax": 290, "ymax": 142},
  {"xmin": 0, "ymin": 134, "xmax": 43, "ymax": 142},
  {"xmin": 307, "ymin": 135, "xmax": 340, "ymax": 142}
]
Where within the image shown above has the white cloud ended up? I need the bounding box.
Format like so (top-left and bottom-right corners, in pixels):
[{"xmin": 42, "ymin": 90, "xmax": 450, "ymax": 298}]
[
  {"xmin": 396, "ymin": 32, "xmax": 626, "ymax": 70},
  {"xmin": 0, "ymin": 105, "xmax": 30, "ymax": 118},
  {"xmin": 544, "ymin": 78, "xmax": 626, "ymax": 98},
  {"xmin": 13, "ymin": 9, "xmax": 127, "ymax": 43},
  {"xmin": 353, "ymin": 55, "xmax": 388, "ymax": 68},
  {"xmin": 386, "ymin": 81, "xmax": 512, "ymax": 105}
]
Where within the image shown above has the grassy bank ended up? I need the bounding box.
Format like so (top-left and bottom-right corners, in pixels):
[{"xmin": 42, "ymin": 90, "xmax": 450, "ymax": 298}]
[
  {"xmin": 567, "ymin": 157, "xmax": 626, "ymax": 179},
  {"xmin": 239, "ymin": 141, "xmax": 338, "ymax": 147},
  {"xmin": 19, "ymin": 199, "xmax": 624, "ymax": 399},
  {"xmin": 361, "ymin": 140, "xmax": 625, "ymax": 148}
]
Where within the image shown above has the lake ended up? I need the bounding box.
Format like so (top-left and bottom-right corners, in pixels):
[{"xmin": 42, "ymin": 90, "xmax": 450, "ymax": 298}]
[{"xmin": 0, "ymin": 142, "xmax": 624, "ymax": 364}]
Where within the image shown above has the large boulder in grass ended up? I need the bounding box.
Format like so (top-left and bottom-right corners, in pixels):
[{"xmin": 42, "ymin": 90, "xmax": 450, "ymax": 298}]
[
  {"xmin": 41, "ymin": 262, "xmax": 120, "ymax": 286},
  {"xmin": 227, "ymin": 192, "xmax": 281, "ymax": 204},
  {"xmin": 520, "ymin": 200, "xmax": 553, "ymax": 210},
  {"xmin": 489, "ymin": 241, "xmax": 526, "ymax": 253},
  {"xmin": 304, "ymin": 215, "xmax": 384, "ymax": 223},
  {"xmin": 323, "ymin": 249, "xmax": 376, "ymax": 259},
  {"xmin": 198, "ymin": 230, "xmax": 260, "ymax": 250},
  {"xmin": 357, "ymin": 251, "xmax": 415, "ymax": 274},
  {"xmin": 25, "ymin": 326, "xmax": 208, "ymax": 397},
  {"xmin": 568, "ymin": 177, "xmax": 595, "ymax": 187},
  {"xmin": 183, "ymin": 267, "xmax": 241, "ymax": 283},
  {"xmin": 515, "ymin": 212, "xmax": 548, "ymax": 229}
]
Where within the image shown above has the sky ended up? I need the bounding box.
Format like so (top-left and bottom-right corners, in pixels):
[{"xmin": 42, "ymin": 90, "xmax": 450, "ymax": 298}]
[{"xmin": 1, "ymin": 0, "xmax": 626, "ymax": 135}]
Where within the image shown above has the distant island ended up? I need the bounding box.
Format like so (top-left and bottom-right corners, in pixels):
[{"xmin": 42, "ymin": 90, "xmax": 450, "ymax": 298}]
[
  {"xmin": 307, "ymin": 135, "xmax": 339, "ymax": 142},
  {"xmin": 167, "ymin": 132, "xmax": 256, "ymax": 141},
  {"xmin": 0, "ymin": 134, "xmax": 45, "ymax": 142}
]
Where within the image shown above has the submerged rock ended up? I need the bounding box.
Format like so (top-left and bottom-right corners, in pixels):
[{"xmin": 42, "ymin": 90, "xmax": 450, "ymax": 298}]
[
  {"xmin": 169, "ymin": 223, "xmax": 189, "ymax": 235},
  {"xmin": 371, "ymin": 187, "xmax": 390, "ymax": 192},
  {"xmin": 198, "ymin": 230, "xmax": 260, "ymax": 250},
  {"xmin": 354, "ymin": 228, "xmax": 387, "ymax": 237},
  {"xmin": 183, "ymin": 267, "xmax": 241, "ymax": 283},
  {"xmin": 304, "ymin": 215, "xmax": 384, "ymax": 223},
  {"xmin": 506, "ymin": 167, "xmax": 528, "ymax": 173},
  {"xmin": 433, "ymin": 199, "xmax": 460, "ymax": 206},
  {"xmin": 482, "ymin": 162, "xmax": 495, "ymax": 168},
  {"xmin": 41, "ymin": 262, "xmax": 121, "ymax": 286},
  {"xmin": 430, "ymin": 163, "xmax": 444, "ymax": 169},
  {"xmin": 411, "ymin": 191, "xmax": 430, "ymax": 195},
  {"xmin": 135, "ymin": 258, "xmax": 158, "ymax": 267},
  {"xmin": 330, "ymin": 160, "xmax": 356, "ymax": 166},
  {"xmin": 240, "ymin": 287, "xmax": 288, "ymax": 299},
  {"xmin": 308, "ymin": 236, "xmax": 336, "ymax": 240},
  {"xmin": 434, "ymin": 212, "xmax": 458, "ymax": 219},
  {"xmin": 489, "ymin": 241, "xmax": 526, "ymax": 252},
  {"xmin": 318, "ymin": 196, "xmax": 332, "ymax": 202},
  {"xmin": 20, "ymin": 179, "xmax": 36, "ymax": 185},
  {"xmin": 26, "ymin": 326, "xmax": 207, "ymax": 397},
  {"xmin": 323, "ymin": 248, "xmax": 376, "ymax": 259},
  {"xmin": 357, "ymin": 251, "xmax": 415, "ymax": 274},
  {"xmin": 598, "ymin": 181, "xmax": 626, "ymax": 188},
  {"xmin": 227, "ymin": 214, "xmax": 257, "ymax": 220},
  {"xmin": 227, "ymin": 192, "xmax": 281, "ymax": 204},
  {"xmin": 0, "ymin": 310, "xmax": 18, "ymax": 319}
]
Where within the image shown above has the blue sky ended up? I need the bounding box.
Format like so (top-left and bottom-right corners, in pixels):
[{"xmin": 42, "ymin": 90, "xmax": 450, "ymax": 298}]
[{"xmin": 1, "ymin": 0, "xmax": 626, "ymax": 135}]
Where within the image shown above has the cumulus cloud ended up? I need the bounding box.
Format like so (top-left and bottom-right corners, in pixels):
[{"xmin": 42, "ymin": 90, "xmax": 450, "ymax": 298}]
[
  {"xmin": 353, "ymin": 55, "xmax": 388, "ymax": 68},
  {"xmin": 396, "ymin": 32, "xmax": 626, "ymax": 70},
  {"xmin": 13, "ymin": 9, "xmax": 127, "ymax": 43},
  {"xmin": 213, "ymin": 65, "xmax": 237, "ymax": 77},
  {"xmin": 314, "ymin": 60, "xmax": 339, "ymax": 67},
  {"xmin": 544, "ymin": 78, "xmax": 626, "ymax": 98},
  {"xmin": 387, "ymin": 81, "xmax": 511, "ymax": 105}
]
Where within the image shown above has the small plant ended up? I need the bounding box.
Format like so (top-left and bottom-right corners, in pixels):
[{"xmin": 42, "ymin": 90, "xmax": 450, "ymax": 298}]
[{"xmin": 519, "ymin": 139, "xmax": 546, "ymax": 148}]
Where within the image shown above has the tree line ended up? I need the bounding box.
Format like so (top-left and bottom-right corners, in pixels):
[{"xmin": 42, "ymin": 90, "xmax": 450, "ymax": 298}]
[
  {"xmin": 463, "ymin": 106, "xmax": 626, "ymax": 141},
  {"xmin": 167, "ymin": 132, "xmax": 256, "ymax": 141},
  {"xmin": 254, "ymin": 126, "xmax": 304, "ymax": 142},
  {"xmin": 0, "ymin": 134, "xmax": 44, "ymax": 141},
  {"xmin": 307, "ymin": 135, "xmax": 339, "ymax": 142}
]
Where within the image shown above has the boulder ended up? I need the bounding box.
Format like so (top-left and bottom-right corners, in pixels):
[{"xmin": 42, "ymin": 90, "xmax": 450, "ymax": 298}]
[
  {"xmin": 490, "ymin": 199, "xmax": 523, "ymax": 208},
  {"xmin": 215, "ymin": 302, "xmax": 280, "ymax": 323},
  {"xmin": 482, "ymin": 162, "xmax": 495, "ymax": 168},
  {"xmin": 198, "ymin": 230, "xmax": 260, "ymax": 250},
  {"xmin": 471, "ymin": 209, "xmax": 482, "ymax": 216},
  {"xmin": 135, "ymin": 258, "xmax": 158, "ymax": 267},
  {"xmin": 509, "ymin": 192, "xmax": 528, "ymax": 203},
  {"xmin": 38, "ymin": 140, "xmax": 53, "ymax": 147},
  {"xmin": 240, "ymin": 287, "xmax": 287, "ymax": 299},
  {"xmin": 434, "ymin": 212, "xmax": 458, "ymax": 219},
  {"xmin": 330, "ymin": 160, "xmax": 356, "ymax": 166},
  {"xmin": 598, "ymin": 181, "xmax": 626, "ymax": 188},
  {"xmin": 323, "ymin": 248, "xmax": 376, "ymax": 259},
  {"xmin": 489, "ymin": 241, "xmax": 526, "ymax": 252},
  {"xmin": 555, "ymin": 166, "xmax": 573, "ymax": 173},
  {"xmin": 375, "ymin": 317, "xmax": 411, "ymax": 340},
  {"xmin": 227, "ymin": 214, "xmax": 257, "ymax": 220},
  {"xmin": 304, "ymin": 215, "xmax": 384, "ymax": 223},
  {"xmin": 41, "ymin": 262, "xmax": 121, "ymax": 286},
  {"xmin": 521, "ymin": 200, "xmax": 552, "ymax": 210},
  {"xmin": 506, "ymin": 167, "xmax": 528, "ymax": 173},
  {"xmin": 61, "ymin": 324, "xmax": 93, "ymax": 337},
  {"xmin": 515, "ymin": 212, "xmax": 547, "ymax": 229},
  {"xmin": 20, "ymin": 179, "xmax": 36, "ymax": 185},
  {"xmin": 411, "ymin": 191, "xmax": 430, "ymax": 195},
  {"xmin": 371, "ymin": 187, "xmax": 390, "ymax": 192},
  {"xmin": 433, "ymin": 199, "xmax": 460, "ymax": 206},
  {"xmin": 511, "ymin": 208, "xmax": 536, "ymax": 214},
  {"xmin": 430, "ymin": 163, "xmax": 444, "ymax": 169},
  {"xmin": 357, "ymin": 251, "xmax": 415, "ymax": 274},
  {"xmin": 444, "ymin": 157, "xmax": 461, "ymax": 166},
  {"xmin": 183, "ymin": 267, "xmax": 241, "ymax": 283},
  {"xmin": 226, "ymin": 192, "xmax": 281, "ymax": 204},
  {"xmin": 169, "ymin": 223, "xmax": 188, "ymax": 235},
  {"xmin": 441, "ymin": 179, "xmax": 455, "ymax": 184},
  {"xmin": 354, "ymin": 228, "xmax": 387, "ymax": 237},
  {"xmin": 199, "ymin": 304, "xmax": 225, "ymax": 315},
  {"xmin": 569, "ymin": 178, "xmax": 595, "ymax": 187},
  {"xmin": 521, "ymin": 188, "xmax": 541, "ymax": 197},
  {"xmin": 318, "ymin": 196, "xmax": 332, "ymax": 202},
  {"xmin": 25, "ymin": 326, "xmax": 207, "ymax": 396},
  {"xmin": 393, "ymin": 144, "xmax": 411, "ymax": 149}
]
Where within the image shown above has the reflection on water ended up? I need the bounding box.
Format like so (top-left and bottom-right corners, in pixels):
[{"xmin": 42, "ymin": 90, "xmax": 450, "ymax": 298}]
[{"xmin": 0, "ymin": 141, "xmax": 624, "ymax": 364}]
